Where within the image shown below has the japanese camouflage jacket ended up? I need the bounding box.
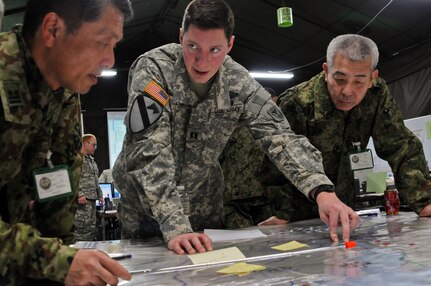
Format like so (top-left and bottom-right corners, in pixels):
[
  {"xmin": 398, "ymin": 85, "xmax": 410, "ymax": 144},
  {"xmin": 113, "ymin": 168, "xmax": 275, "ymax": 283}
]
[
  {"xmin": 113, "ymin": 43, "xmax": 332, "ymax": 242},
  {"xmin": 0, "ymin": 26, "xmax": 81, "ymax": 285},
  {"xmin": 276, "ymin": 72, "xmax": 431, "ymax": 213}
]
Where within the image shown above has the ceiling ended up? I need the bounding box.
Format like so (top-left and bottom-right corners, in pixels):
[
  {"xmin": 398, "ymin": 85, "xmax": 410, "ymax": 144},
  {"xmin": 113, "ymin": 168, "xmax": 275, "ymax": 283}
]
[{"xmin": 3, "ymin": 0, "xmax": 431, "ymax": 93}]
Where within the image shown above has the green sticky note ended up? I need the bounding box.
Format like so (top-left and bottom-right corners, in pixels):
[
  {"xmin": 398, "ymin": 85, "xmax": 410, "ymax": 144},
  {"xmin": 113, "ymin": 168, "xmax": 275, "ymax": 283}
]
[
  {"xmin": 426, "ymin": 120, "xmax": 431, "ymax": 139},
  {"xmin": 366, "ymin": 172, "xmax": 387, "ymax": 193}
]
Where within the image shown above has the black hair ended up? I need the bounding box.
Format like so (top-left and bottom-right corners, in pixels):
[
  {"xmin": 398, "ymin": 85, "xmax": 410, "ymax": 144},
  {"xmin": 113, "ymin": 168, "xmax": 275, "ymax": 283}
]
[{"xmin": 22, "ymin": 0, "xmax": 133, "ymax": 40}]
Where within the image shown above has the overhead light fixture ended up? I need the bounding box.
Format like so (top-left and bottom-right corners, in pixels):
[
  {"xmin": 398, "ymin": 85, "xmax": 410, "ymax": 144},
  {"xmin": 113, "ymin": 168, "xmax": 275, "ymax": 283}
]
[
  {"xmin": 101, "ymin": 69, "xmax": 117, "ymax": 77},
  {"xmin": 249, "ymin": 72, "xmax": 294, "ymax": 79}
]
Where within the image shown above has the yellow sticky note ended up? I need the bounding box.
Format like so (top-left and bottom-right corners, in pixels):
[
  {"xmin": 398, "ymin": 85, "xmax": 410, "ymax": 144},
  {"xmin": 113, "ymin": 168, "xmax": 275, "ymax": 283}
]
[
  {"xmin": 271, "ymin": 240, "xmax": 309, "ymax": 251},
  {"xmin": 217, "ymin": 262, "xmax": 266, "ymax": 275},
  {"xmin": 188, "ymin": 246, "xmax": 245, "ymax": 264}
]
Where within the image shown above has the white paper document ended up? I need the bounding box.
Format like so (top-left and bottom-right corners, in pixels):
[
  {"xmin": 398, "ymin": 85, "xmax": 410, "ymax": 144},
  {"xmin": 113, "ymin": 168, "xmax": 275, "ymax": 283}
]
[{"xmin": 204, "ymin": 228, "xmax": 267, "ymax": 242}]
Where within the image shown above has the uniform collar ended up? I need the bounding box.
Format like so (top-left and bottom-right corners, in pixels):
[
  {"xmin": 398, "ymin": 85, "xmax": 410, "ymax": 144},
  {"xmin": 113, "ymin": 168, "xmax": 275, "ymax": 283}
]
[{"xmin": 83, "ymin": 153, "xmax": 95, "ymax": 160}]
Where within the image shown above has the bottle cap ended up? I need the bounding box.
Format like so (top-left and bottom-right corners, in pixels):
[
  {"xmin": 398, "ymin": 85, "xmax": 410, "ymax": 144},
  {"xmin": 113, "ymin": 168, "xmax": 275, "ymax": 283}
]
[{"xmin": 386, "ymin": 178, "xmax": 396, "ymax": 189}]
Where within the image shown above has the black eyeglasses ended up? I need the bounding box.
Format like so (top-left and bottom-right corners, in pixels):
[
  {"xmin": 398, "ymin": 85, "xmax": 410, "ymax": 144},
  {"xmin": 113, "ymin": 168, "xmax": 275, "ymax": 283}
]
[{"xmin": 91, "ymin": 143, "xmax": 98, "ymax": 148}]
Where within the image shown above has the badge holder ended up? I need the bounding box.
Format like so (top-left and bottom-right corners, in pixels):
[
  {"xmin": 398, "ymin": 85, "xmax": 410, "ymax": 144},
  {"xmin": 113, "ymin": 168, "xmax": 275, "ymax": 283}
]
[
  {"xmin": 32, "ymin": 150, "xmax": 75, "ymax": 202},
  {"xmin": 348, "ymin": 142, "xmax": 374, "ymax": 171}
]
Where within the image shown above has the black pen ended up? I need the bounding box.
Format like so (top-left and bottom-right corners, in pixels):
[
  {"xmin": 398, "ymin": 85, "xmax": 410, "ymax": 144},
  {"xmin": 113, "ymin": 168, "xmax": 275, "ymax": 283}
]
[{"xmin": 110, "ymin": 253, "xmax": 132, "ymax": 260}]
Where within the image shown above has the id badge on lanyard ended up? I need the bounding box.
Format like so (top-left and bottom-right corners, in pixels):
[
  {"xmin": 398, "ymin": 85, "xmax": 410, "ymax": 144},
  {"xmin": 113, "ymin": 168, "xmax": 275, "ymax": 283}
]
[
  {"xmin": 32, "ymin": 150, "xmax": 75, "ymax": 202},
  {"xmin": 348, "ymin": 142, "xmax": 374, "ymax": 171}
]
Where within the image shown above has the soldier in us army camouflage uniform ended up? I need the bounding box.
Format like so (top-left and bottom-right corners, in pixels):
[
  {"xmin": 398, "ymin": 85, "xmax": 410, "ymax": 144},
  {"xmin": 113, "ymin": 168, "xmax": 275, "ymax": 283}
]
[
  {"xmin": 0, "ymin": 0, "xmax": 133, "ymax": 285},
  {"xmin": 113, "ymin": 0, "xmax": 360, "ymax": 256},
  {"xmin": 73, "ymin": 134, "xmax": 103, "ymax": 241},
  {"xmin": 259, "ymin": 34, "xmax": 431, "ymax": 223},
  {"xmin": 99, "ymin": 168, "xmax": 113, "ymax": 184}
]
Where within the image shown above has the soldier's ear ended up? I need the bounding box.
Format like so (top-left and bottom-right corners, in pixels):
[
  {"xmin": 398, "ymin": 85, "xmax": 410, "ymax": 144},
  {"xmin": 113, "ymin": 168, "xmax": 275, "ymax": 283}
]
[
  {"xmin": 179, "ymin": 28, "xmax": 183, "ymax": 44},
  {"xmin": 227, "ymin": 35, "xmax": 235, "ymax": 54},
  {"xmin": 372, "ymin": 69, "xmax": 379, "ymax": 80},
  {"xmin": 322, "ymin": 63, "xmax": 329, "ymax": 81},
  {"xmin": 40, "ymin": 12, "xmax": 62, "ymax": 47},
  {"xmin": 369, "ymin": 69, "xmax": 379, "ymax": 88}
]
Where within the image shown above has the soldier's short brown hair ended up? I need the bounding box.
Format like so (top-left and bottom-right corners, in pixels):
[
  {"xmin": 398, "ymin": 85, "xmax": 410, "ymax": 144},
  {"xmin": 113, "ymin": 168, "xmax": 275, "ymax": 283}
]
[{"xmin": 182, "ymin": 0, "xmax": 235, "ymax": 41}]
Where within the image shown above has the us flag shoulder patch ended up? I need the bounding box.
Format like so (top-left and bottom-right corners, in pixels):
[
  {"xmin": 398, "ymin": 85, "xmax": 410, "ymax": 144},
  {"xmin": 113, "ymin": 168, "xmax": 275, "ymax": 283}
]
[
  {"xmin": 127, "ymin": 81, "xmax": 171, "ymax": 134},
  {"xmin": 144, "ymin": 81, "xmax": 169, "ymax": 106}
]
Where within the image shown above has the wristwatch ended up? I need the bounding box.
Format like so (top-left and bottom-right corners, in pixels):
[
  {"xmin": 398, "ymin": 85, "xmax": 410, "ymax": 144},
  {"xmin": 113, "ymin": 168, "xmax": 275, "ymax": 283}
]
[{"xmin": 310, "ymin": 185, "xmax": 335, "ymax": 202}]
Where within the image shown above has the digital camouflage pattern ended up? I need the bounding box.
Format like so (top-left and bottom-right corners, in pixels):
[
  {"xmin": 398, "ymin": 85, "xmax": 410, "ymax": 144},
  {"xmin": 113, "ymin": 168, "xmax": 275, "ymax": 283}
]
[
  {"xmin": 261, "ymin": 72, "xmax": 431, "ymax": 219},
  {"xmin": 99, "ymin": 168, "xmax": 113, "ymax": 183},
  {"xmin": 113, "ymin": 43, "xmax": 332, "ymax": 242},
  {"xmin": 73, "ymin": 154, "xmax": 102, "ymax": 241},
  {"xmin": 0, "ymin": 27, "xmax": 81, "ymax": 285},
  {"xmin": 220, "ymin": 126, "xmax": 272, "ymax": 228},
  {"xmin": 78, "ymin": 155, "xmax": 101, "ymax": 200}
]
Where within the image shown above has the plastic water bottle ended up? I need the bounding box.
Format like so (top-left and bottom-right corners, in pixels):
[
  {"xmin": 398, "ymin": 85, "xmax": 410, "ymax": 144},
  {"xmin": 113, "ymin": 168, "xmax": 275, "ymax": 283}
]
[{"xmin": 385, "ymin": 178, "xmax": 400, "ymax": 215}]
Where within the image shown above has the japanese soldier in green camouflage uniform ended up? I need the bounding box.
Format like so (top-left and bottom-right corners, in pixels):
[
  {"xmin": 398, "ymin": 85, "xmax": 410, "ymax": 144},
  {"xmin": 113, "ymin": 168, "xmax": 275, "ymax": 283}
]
[
  {"xmin": 0, "ymin": 0, "xmax": 133, "ymax": 285},
  {"xmin": 220, "ymin": 88, "xmax": 279, "ymax": 228},
  {"xmin": 269, "ymin": 34, "xmax": 431, "ymax": 221},
  {"xmin": 74, "ymin": 134, "xmax": 104, "ymax": 241},
  {"xmin": 248, "ymin": 34, "xmax": 431, "ymax": 224},
  {"xmin": 113, "ymin": 0, "xmax": 360, "ymax": 256}
]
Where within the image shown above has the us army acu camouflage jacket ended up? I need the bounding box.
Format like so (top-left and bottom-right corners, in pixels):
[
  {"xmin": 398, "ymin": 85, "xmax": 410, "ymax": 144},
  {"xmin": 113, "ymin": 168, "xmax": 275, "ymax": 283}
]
[
  {"xmin": 99, "ymin": 168, "xmax": 113, "ymax": 183},
  {"xmin": 79, "ymin": 154, "xmax": 102, "ymax": 200},
  {"xmin": 0, "ymin": 26, "xmax": 81, "ymax": 285},
  {"xmin": 113, "ymin": 43, "xmax": 332, "ymax": 242},
  {"xmin": 274, "ymin": 72, "xmax": 431, "ymax": 214}
]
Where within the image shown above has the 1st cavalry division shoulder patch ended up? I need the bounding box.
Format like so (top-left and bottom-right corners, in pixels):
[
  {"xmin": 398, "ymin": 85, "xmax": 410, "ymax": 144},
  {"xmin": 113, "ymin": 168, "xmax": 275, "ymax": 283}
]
[{"xmin": 128, "ymin": 81, "xmax": 170, "ymax": 133}]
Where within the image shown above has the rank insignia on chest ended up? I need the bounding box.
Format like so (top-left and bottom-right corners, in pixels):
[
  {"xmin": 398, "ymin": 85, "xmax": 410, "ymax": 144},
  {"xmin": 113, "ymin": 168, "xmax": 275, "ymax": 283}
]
[{"xmin": 127, "ymin": 81, "xmax": 171, "ymax": 134}]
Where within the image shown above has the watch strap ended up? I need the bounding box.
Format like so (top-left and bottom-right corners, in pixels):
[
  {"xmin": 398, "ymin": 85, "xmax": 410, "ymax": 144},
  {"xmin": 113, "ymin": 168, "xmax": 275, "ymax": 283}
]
[{"xmin": 311, "ymin": 185, "xmax": 335, "ymax": 202}]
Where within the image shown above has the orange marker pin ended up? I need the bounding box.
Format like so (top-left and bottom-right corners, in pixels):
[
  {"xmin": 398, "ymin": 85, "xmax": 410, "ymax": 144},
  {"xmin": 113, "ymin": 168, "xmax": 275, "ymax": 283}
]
[{"xmin": 345, "ymin": 241, "xmax": 357, "ymax": 249}]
